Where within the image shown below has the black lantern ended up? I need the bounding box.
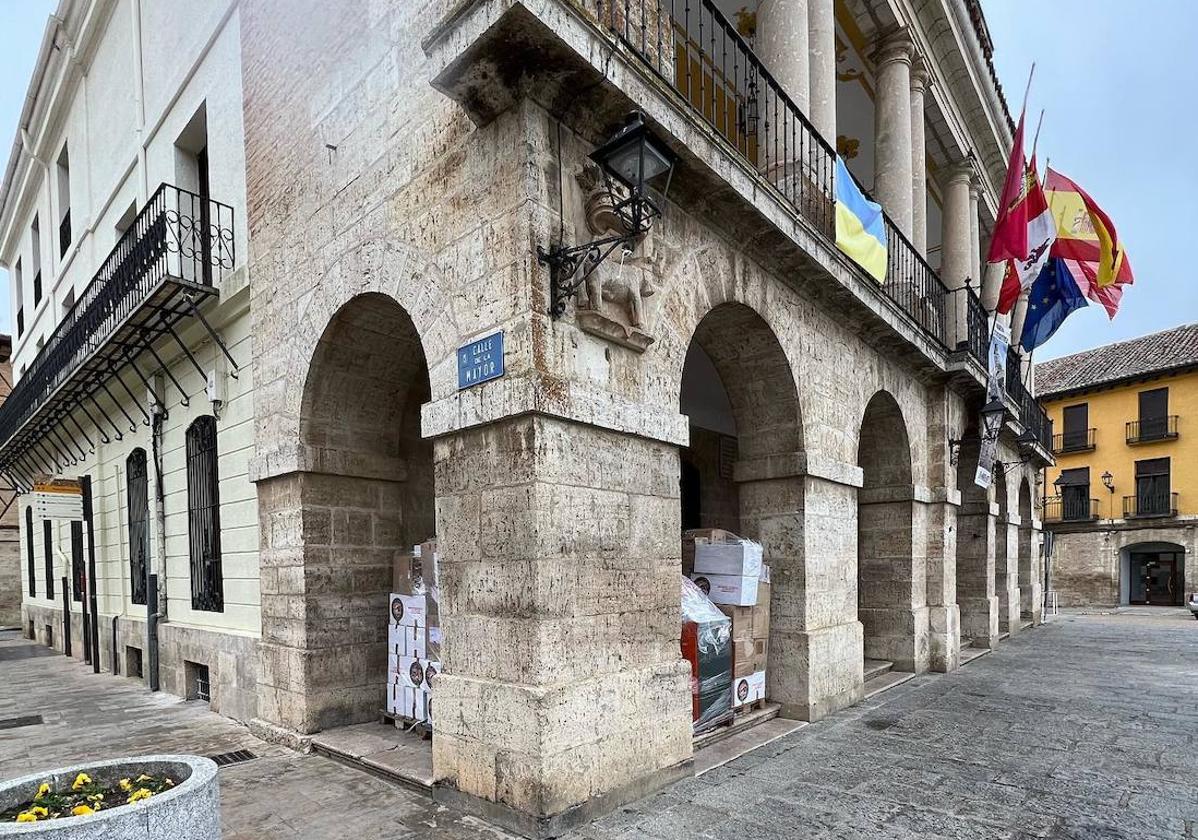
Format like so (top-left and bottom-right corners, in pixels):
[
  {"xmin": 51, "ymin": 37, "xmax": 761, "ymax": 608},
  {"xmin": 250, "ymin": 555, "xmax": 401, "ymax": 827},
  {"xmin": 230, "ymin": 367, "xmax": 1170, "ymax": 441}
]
[
  {"xmin": 1101, "ymin": 470, "xmax": 1114, "ymax": 493},
  {"xmin": 980, "ymin": 397, "xmax": 1006, "ymax": 440},
  {"xmin": 538, "ymin": 112, "xmax": 677, "ymax": 317}
]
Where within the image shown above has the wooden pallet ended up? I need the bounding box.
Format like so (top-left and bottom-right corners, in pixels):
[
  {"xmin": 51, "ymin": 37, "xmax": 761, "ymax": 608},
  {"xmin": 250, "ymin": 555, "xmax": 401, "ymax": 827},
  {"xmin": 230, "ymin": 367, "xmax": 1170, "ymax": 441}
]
[
  {"xmin": 735, "ymin": 697, "xmax": 766, "ymax": 715},
  {"xmin": 380, "ymin": 709, "xmax": 431, "ymax": 737}
]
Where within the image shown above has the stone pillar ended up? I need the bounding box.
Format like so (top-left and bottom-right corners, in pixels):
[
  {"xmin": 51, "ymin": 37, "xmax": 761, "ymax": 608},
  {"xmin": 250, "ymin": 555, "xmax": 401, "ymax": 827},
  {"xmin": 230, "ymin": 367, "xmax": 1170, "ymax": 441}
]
[
  {"xmin": 1010, "ymin": 292, "xmax": 1030, "ymax": 350},
  {"xmin": 432, "ymin": 416, "xmax": 692, "ymax": 829},
  {"xmin": 925, "ymin": 388, "xmax": 959, "ymax": 673},
  {"xmin": 996, "ymin": 512, "xmax": 1021, "ymax": 636},
  {"xmin": 807, "ymin": 0, "xmax": 836, "ymax": 142},
  {"xmin": 939, "ymin": 162, "xmax": 974, "ymax": 290},
  {"xmin": 909, "ymin": 61, "xmax": 931, "ymax": 256},
  {"xmin": 872, "ymin": 31, "xmax": 915, "ymax": 235},
  {"xmin": 980, "ymin": 257, "xmax": 1005, "ymax": 310},
  {"xmin": 955, "ymin": 442, "xmax": 999, "ymax": 650},
  {"xmin": 757, "ymin": 0, "xmax": 810, "ymax": 114},
  {"xmin": 1018, "ymin": 520, "xmax": 1043, "ymax": 625},
  {"xmin": 968, "ymin": 181, "xmax": 982, "ymax": 289}
]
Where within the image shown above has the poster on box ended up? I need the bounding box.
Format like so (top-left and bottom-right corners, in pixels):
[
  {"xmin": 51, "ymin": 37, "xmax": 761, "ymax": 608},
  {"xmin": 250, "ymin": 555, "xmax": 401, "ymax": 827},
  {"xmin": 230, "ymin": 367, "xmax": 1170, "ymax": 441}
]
[
  {"xmin": 390, "ymin": 593, "xmax": 427, "ymax": 626},
  {"xmin": 690, "ymin": 573, "xmax": 759, "ymax": 606},
  {"xmin": 396, "ymin": 656, "xmax": 429, "ymax": 690},
  {"xmin": 733, "ymin": 671, "xmax": 766, "ymax": 708}
]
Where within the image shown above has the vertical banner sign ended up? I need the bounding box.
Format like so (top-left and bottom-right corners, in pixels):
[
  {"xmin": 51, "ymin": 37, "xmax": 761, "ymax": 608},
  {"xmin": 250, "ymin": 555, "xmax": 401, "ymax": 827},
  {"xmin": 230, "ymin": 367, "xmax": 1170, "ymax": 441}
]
[
  {"xmin": 986, "ymin": 320, "xmax": 1011, "ymax": 404},
  {"xmin": 457, "ymin": 331, "xmax": 505, "ymax": 389},
  {"xmin": 974, "ymin": 420, "xmax": 999, "ymax": 489}
]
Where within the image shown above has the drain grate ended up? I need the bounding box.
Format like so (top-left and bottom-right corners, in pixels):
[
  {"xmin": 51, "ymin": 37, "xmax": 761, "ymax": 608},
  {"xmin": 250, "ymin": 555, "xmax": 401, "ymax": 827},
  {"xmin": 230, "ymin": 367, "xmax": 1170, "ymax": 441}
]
[
  {"xmin": 0, "ymin": 715, "xmax": 44, "ymax": 731},
  {"xmin": 208, "ymin": 749, "xmax": 257, "ymax": 768}
]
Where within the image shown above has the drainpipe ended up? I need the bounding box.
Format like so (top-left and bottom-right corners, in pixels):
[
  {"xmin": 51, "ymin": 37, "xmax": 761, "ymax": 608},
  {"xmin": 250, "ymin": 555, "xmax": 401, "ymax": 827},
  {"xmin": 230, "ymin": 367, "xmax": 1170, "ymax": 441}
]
[{"xmin": 147, "ymin": 384, "xmax": 168, "ymax": 691}]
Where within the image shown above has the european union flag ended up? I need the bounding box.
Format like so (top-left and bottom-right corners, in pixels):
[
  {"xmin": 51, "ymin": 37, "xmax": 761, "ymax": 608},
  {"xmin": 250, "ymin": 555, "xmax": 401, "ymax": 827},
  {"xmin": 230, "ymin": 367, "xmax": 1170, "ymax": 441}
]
[{"xmin": 1020, "ymin": 257, "xmax": 1088, "ymax": 352}]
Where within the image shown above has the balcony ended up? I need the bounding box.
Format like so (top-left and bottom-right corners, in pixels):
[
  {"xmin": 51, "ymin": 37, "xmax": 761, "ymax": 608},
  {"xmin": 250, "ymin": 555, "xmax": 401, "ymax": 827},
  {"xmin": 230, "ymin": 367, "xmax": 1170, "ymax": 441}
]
[
  {"xmin": 0, "ymin": 184, "xmax": 234, "ymax": 482},
  {"xmin": 1123, "ymin": 492, "xmax": 1178, "ymax": 519},
  {"xmin": 59, "ymin": 210, "xmax": 72, "ymax": 259},
  {"xmin": 1126, "ymin": 416, "xmax": 1178, "ymax": 444},
  {"xmin": 1052, "ymin": 428, "xmax": 1096, "ymax": 454},
  {"xmin": 1043, "ymin": 495, "xmax": 1099, "ymax": 523}
]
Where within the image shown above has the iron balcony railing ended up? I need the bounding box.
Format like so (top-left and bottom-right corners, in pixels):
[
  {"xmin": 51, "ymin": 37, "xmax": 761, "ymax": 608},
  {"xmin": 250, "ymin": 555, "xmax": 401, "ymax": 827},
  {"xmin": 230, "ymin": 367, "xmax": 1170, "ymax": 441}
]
[
  {"xmin": 59, "ymin": 209, "xmax": 72, "ymax": 258},
  {"xmin": 1123, "ymin": 492, "xmax": 1178, "ymax": 519},
  {"xmin": 945, "ymin": 285, "xmax": 989, "ymax": 368},
  {"xmin": 1043, "ymin": 495, "xmax": 1099, "ymax": 523},
  {"xmin": 1126, "ymin": 416, "xmax": 1178, "ymax": 444},
  {"xmin": 0, "ymin": 184, "xmax": 234, "ymax": 464},
  {"xmin": 595, "ymin": 0, "xmax": 952, "ymax": 349},
  {"xmin": 1052, "ymin": 428, "xmax": 1096, "ymax": 454}
]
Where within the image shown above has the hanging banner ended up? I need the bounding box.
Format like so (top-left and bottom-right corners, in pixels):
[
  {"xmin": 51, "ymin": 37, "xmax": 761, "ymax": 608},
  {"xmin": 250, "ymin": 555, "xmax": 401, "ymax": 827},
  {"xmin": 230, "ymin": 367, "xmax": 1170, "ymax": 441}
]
[
  {"xmin": 32, "ymin": 478, "xmax": 84, "ymax": 521},
  {"xmin": 986, "ymin": 320, "xmax": 1011, "ymax": 404}
]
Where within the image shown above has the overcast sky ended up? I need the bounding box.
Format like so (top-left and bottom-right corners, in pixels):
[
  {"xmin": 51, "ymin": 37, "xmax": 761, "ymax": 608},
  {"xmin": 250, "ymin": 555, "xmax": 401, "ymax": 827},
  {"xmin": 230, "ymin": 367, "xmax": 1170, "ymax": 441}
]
[{"xmin": 0, "ymin": 1, "xmax": 1193, "ymax": 360}]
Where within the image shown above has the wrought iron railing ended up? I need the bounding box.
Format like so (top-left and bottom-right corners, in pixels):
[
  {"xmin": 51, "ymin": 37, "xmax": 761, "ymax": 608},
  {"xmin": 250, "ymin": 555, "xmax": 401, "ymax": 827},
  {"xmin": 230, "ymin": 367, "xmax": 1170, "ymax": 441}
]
[
  {"xmin": 594, "ymin": 0, "xmax": 953, "ymax": 348},
  {"xmin": 1126, "ymin": 416, "xmax": 1178, "ymax": 444},
  {"xmin": 944, "ymin": 285, "xmax": 988, "ymax": 368},
  {"xmin": 1123, "ymin": 492, "xmax": 1178, "ymax": 519},
  {"xmin": 0, "ymin": 184, "xmax": 234, "ymax": 455},
  {"xmin": 59, "ymin": 210, "xmax": 72, "ymax": 259},
  {"xmin": 1052, "ymin": 428, "xmax": 1095, "ymax": 454},
  {"xmin": 1043, "ymin": 495, "xmax": 1099, "ymax": 523}
]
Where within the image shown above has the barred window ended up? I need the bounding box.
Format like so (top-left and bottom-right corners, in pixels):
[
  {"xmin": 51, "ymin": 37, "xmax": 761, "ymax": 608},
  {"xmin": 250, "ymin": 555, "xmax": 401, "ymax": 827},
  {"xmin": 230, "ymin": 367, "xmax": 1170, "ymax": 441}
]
[
  {"xmin": 127, "ymin": 448, "xmax": 149, "ymax": 605},
  {"xmin": 25, "ymin": 506, "xmax": 35, "ymax": 597},
  {"xmin": 43, "ymin": 519, "xmax": 54, "ymax": 600},
  {"xmin": 186, "ymin": 416, "xmax": 223, "ymax": 612},
  {"xmin": 71, "ymin": 521, "xmax": 84, "ymax": 602}
]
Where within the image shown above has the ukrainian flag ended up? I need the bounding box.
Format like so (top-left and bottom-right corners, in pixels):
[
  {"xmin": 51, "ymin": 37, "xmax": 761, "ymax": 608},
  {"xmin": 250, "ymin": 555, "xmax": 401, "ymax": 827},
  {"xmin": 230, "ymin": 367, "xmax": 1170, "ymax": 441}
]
[{"xmin": 834, "ymin": 156, "xmax": 887, "ymax": 284}]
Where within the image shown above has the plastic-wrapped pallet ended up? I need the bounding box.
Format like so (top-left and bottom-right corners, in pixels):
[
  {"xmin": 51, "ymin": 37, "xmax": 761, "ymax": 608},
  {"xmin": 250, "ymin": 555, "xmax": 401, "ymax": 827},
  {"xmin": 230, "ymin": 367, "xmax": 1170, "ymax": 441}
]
[{"xmin": 680, "ymin": 575, "xmax": 733, "ymax": 734}]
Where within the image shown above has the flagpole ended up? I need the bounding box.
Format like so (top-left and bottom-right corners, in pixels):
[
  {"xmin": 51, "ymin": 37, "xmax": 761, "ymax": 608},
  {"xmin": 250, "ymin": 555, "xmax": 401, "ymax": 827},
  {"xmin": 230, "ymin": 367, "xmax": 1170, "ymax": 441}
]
[
  {"xmin": 1020, "ymin": 63, "xmax": 1036, "ymax": 115},
  {"xmin": 1030, "ymin": 109, "xmax": 1045, "ymax": 159}
]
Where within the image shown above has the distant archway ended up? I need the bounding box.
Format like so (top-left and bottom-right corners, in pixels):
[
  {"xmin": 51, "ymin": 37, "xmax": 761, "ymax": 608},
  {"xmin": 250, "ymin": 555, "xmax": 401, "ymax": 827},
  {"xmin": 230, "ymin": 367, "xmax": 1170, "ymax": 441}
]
[{"xmin": 1120, "ymin": 541, "xmax": 1187, "ymax": 606}]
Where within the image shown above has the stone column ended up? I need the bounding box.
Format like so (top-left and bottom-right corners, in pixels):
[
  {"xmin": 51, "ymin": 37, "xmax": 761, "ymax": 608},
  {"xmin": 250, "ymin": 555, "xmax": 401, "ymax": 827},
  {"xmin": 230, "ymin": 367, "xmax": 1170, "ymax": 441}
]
[
  {"xmin": 910, "ymin": 60, "xmax": 931, "ymax": 256},
  {"xmin": 757, "ymin": 0, "xmax": 810, "ymax": 114},
  {"xmin": 807, "ymin": 0, "xmax": 836, "ymax": 142},
  {"xmin": 996, "ymin": 511, "xmax": 1021, "ymax": 636},
  {"xmin": 939, "ymin": 162, "xmax": 974, "ymax": 290},
  {"xmin": 980, "ymin": 260, "xmax": 1006, "ymax": 310},
  {"xmin": 968, "ymin": 181, "xmax": 982, "ymax": 288},
  {"xmin": 1018, "ymin": 520, "xmax": 1043, "ymax": 625},
  {"xmin": 1010, "ymin": 292, "xmax": 1030, "ymax": 350},
  {"xmin": 925, "ymin": 388, "xmax": 960, "ymax": 673},
  {"xmin": 872, "ymin": 31, "xmax": 915, "ymax": 235},
  {"xmin": 955, "ymin": 440, "xmax": 999, "ymax": 650}
]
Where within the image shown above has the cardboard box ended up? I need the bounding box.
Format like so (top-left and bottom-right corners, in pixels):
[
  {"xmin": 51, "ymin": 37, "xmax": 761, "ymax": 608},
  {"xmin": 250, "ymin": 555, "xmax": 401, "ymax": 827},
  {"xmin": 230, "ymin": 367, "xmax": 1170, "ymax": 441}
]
[
  {"xmin": 732, "ymin": 659, "xmax": 755, "ymax": 679},
  {"xmin": 717, "ymin": 604, "xmax": 754, "ymax": 638},
  {"xmin": 732, "ymin": 670, "xmax": 766, "ymax": 708},
  {"xmin": 690, "ymin": 573, "xmax": 758, "ymax": 606},
  {"xmin": 694, "ymin": 540, "xmax": 763, "ymax": 578},
  {"xmin": 389, "ymin": 593, "xmax": 426, "ymax": 626},
  {"xmin": 752, "ymin": 581, "xmax": 771, "ymax": 639},
  {"xmin": 395, "ymin": 656, "xmax": 430, "ymax": 690},
  {"xmin": 751, "ymin": 638, "xmax": 768, "ymax": 673},
  {"xmin": 759, "ymin": 563, "xmax": 770, "ymax": 584},
  {"xmin": 426, "ymin": 625, "xmax": 443, "ymax": 660},
  {"xmin": 388, "ymin": 621, "xmax": 426, "ymax": 658},
  {"xmin": 731, "ymin": 637, "xmax": 755, "ymax": 666},
  {"xmin": 682, "ymin": 528, "xmax": 740, "ymax": 575}
]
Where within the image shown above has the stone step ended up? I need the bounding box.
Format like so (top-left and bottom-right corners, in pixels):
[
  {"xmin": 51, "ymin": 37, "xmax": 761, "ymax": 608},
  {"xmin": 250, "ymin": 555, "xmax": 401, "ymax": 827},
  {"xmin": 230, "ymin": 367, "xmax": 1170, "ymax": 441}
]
[
  {"xmin": 960, "ymin": 646, "xmax": 991, "ymax": 666},
  {"xmin": 863, "ymin": 669, "xmax": 915, "ymax": 700},
  {"xmin": 310, "ymin": 722, "xmax": 433, "ymax": 793},
  {"xmin": 693, "ymin": 701, "xmax": 781, "ymax": 751},
  {"xmin": 863, "ymin": 658, "xmax": 894, "ymax": 682},
  {"xmin": 694, "ymin": 714, "xmax": 806, "ymax": 776},
  {"xmin": 998, "ymin": 631, "xmax": 1011, "ymax": 641}
]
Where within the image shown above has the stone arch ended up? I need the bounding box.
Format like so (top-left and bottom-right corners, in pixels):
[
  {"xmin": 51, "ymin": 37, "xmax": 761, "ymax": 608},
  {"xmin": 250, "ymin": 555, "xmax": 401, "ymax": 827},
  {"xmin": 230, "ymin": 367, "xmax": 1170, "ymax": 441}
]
[
  {"xmin": 1120, "ymin": 540, "xmax": 1187, "ymax": 606},
  {"xmin": 954, "ymin": 411, "xmax": 998, "ymax": 650},
  {"xmin": 256, "ymin": 291, "xmax": 436, "ymax": 734},
  {"xmin": 856, "ymin": 390, "xmax": 926, "ymax": 673},
  {"xmin": 678, "ymin": 300, "xmax": 808, "ymax": 717}
]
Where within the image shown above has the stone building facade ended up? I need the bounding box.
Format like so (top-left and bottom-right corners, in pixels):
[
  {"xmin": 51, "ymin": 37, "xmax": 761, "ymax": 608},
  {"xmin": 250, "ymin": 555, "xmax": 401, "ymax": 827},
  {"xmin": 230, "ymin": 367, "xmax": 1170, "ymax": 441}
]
[
  {"xmin": 0, "ymin": 0, "xmax": 1054, "ymax": 834},
  {"xmin": 0, "ymin": 335, "xmax": 18, "ymax": 628},
  {"xmin": 1037, "ymin": 324, "xmax": 1198, "ymax": 608}
]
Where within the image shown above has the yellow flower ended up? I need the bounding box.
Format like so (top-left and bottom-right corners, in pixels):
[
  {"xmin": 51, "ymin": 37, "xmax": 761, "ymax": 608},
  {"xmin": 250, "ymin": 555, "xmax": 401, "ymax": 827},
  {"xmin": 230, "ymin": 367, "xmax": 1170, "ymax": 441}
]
[
  {"xmin": 127, "ymin": 788, "xmax": 153, "ymax": 804},
  {"xmin": 29, "ymin": 807, "xmax": 48, "ymax": 817},
  {"xmin": 34, "ymin": 782, "xmax": 51, "ymax": 799},
  {"xmin": 71, "ymin": 804, "xmax": 94, "ymax": 816},
  {"xmin": 15, "ymin": 812, "xmax": 38, "ymax": 822},
  {"xmin": 119, "ymin": 778, "xmax": 132, "ymax": 792},
  {"xmin": 71, "ymin": 772, "xmax": 92, "ymax": 790},
  {"xmin": 135, "ymin": 774, "xmax": 152, "ymax": 783},
  {"xmin": 87, "ymin": 793, "xmax": 103, "ymax": 803}
]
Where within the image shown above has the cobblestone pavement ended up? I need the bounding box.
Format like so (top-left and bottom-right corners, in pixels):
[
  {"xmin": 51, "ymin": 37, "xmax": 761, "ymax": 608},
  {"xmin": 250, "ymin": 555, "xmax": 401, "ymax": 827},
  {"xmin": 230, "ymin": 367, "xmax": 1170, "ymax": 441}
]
[{"xmin": 3, "ymin": 610, "xmax": 1197, "ymax": 839}]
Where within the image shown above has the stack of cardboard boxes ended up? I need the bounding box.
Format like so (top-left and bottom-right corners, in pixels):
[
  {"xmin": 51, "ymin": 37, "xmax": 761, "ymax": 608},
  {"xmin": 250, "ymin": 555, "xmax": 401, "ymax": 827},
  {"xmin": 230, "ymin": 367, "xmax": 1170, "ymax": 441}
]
[
  {"xmin": 686, "ymin": 531, "xmax": 769, "ymax": 712},
  {"xmin": 386, "ymin": 538, "xmax": 442, "ymax": 726}
]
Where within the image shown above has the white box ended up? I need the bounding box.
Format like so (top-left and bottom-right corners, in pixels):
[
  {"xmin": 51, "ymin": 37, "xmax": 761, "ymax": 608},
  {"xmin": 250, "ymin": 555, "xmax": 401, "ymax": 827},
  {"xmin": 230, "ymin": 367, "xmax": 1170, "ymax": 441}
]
[
  {"xmin": 694, "ymin": 540, "xmax": 763, "ymax": 578},
  {"xmin": 395, "ymin": 655, "xmax": 430, "ymax": 690},
  {"xmin": 386, "ymin": 682, "xmax": 403, "ymax": 715},
  {"xmin": 759, "ymin": 563, "xmax": 771, "ymax": 584},
  {"xmin": 690, "ymin": 573, "xmax": 759, "ymax": 606},
  {"xmin": 389, "ymin": 593, "xmax": 427, "ymax": 626},
  {"xmin": 733, "ymin": 670, "xmax": 766, "ymax": 708},
  {"xmin": 387, "ymin": 622, "xmax": 426, "ymax": 658}
]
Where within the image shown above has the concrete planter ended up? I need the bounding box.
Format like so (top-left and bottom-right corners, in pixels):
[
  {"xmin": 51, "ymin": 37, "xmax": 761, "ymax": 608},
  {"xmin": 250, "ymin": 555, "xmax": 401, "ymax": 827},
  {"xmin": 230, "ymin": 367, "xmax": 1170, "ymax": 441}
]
[{"xmin": 0, "ymin": 755, "xmax": 219, "ymax": 839}]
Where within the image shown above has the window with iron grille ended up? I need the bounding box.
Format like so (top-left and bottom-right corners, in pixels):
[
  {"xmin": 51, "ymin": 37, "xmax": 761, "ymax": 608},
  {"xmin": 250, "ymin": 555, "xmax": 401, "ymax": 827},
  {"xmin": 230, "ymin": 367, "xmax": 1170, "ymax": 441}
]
[
  {"xmin": 70, "ymin": 521, "xmax": 84, "ymax": 602},
  {"xmin": 25, "ymin": 506, "xmax": 35, "ymax": 597},
  {"xmin": 43, "ymin": 519, "xmax": 54, "ymax": 600},
  {"xmin": 186, "ymin": 416, "xmax": 223, "ymax": 612},
  {"xmin": 127, "ymin": 448, "xmax": 149, "ymax": 605}
]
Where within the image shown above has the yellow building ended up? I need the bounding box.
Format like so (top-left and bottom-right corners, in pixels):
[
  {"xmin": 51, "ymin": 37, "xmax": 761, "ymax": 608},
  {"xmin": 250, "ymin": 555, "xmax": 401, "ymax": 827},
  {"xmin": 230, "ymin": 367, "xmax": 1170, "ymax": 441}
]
[{"xmin": 1036, "ymin": 323, "xmax": 1198, "ymax": 607}]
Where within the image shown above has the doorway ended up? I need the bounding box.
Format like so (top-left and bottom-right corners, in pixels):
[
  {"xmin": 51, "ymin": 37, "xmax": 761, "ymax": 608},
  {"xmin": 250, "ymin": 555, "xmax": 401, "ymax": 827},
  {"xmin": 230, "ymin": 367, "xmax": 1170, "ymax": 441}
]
[{"xmin": 1128, "ymin": 550, "xmax": 1184, "ymax": 606}]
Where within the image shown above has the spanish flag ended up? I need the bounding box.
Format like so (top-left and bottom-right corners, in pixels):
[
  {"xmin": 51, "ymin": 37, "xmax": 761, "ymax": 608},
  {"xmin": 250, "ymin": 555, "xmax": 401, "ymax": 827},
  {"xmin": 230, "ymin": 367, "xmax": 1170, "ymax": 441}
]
[
  {"xmin": 835, "ymin": 157, "xmax": 887, "ymax": 284},
  {"xmin": 1045, "ymin": 168, "xmax": 1133, "ymax": 318}
]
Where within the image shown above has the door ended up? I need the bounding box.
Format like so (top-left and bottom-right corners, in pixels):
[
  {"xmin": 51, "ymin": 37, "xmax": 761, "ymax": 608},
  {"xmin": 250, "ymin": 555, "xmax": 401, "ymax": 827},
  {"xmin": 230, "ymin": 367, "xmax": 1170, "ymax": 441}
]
[
  {"xmin": 1058, "ymin": 467, "xmax": 1090, "ymax": 520},
  {"xmin": 1144, "ymin": 557, "xmax": 1178, "ymax": 606},
  {"xmin": 1134, "ymin": 458, "xmax": 1170, "ymax": 516},
  {"xmin": 1062, "ymin": 403, "xmax": 1089, "ymax": 450}
]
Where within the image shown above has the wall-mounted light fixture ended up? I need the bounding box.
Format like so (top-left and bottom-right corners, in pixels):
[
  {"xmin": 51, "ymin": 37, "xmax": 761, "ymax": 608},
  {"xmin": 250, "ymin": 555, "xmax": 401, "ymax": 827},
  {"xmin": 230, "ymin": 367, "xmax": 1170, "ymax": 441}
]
[
  {"xmin": 1101, "ymin": 470, "xmax": 1114, "ymax": 493},
  {"xmin": 538, "ymin": 112, "xmax": 677, "ymax": 317}
]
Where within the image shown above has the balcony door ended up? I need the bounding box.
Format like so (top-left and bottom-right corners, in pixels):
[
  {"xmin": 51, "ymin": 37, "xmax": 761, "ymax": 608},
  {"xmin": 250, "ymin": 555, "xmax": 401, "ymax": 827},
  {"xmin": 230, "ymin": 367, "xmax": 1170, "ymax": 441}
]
[
  {"xmin": 1058, "ymin": 467, "xmax": 1090, "ymax": 521},
  {"xmin": 1134, "ymin": 458, "xmax": 1171, "ymax": 516},
  {"xmin": 1062, "ymin": 403, "xmax": 1089, "ymax": 451},
  {"xmin": 1139, "ymin": 388, "xmax": 1168, "ymax": 440}
]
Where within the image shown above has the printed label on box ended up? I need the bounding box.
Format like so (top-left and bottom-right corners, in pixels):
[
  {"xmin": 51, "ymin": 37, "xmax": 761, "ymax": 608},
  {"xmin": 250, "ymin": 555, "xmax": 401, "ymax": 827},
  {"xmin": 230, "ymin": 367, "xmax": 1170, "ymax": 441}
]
[
  {"xmin": 690, "ymin": 573, "xmax": 759, "ymax": 606},
  {"xmin": 733, "ymin": 670, "xmax": 766, "ymax": 708},
  {"xmin": 390, "ymin": 593, "xmax": 427, "ymax": 626}
]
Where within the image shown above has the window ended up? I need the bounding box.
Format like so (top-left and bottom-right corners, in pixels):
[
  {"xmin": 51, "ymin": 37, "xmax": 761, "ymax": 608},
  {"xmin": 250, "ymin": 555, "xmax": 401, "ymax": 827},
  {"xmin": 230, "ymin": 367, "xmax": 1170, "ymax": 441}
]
[
  {"xmin": 175, "ymin": 104, "xmax": 212, "ymax": 285},
  {"xmin": 1134, "ymin": 458, "xmax": 1171, "ymax": 516},
  {"xmin": 1138, "ymin": 388, "xmax": 1169, "ymax": 440},
  {"xmin": 1061, "ymin": 403, "xmax": 1090, "ymax": 451},
  {"xmin": 127, "ymin": 449, "xmax": 149, "ymax": 605},
  {"xmin": 56, "ymin": 144, "xmax": 71, "ymax": 258},
  {"xmin": 25, "ymin": 506, "xmax": 35, "ymax": 597},
  {"xmin": 186, "ymin": 416, "xmax": 223, "ymax": 611},
  {"xmin": 14, "ymin": 258, "xmax": 23, "ymax": 337},
  {"xmin": 30, "ymin": 215, "xmax": 41, "ymax": 306},
  {"xmin": 1057, "ymin": 467, "xmax": 1091, "ymax": 521},
  {"xmin": 70, "ymin": 521, "xmax": 84, "ymax": 602},
  {"xmin": 42, "ymin": 518, "xmax": 54, "ymax": 600}
]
